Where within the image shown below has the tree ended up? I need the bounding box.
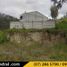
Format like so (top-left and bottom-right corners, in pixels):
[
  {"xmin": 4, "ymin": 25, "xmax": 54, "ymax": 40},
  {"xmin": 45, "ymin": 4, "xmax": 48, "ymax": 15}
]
[
  {"xmin": 50, "ymin": 5, "xmax": 58, "ymax": 20},
  {"xmin": 51, "ymin": 0, "xmax": 67, "ymax": 9},
  {"xmin": 50, "ymin": 0, "xmax": 67, "ymax": 27},
  {"xmin": 50, "ymin": 5, "xmax": 58, "ymax": 28}
]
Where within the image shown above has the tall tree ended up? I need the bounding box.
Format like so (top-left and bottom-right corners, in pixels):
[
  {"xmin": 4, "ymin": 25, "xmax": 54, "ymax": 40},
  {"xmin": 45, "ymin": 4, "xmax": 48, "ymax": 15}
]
[
  {"xmin": 50, "ymin": 5, "xmax": 58, "ymax": 27},
  {"xmin": 50, "ymin": 0, "xmax": 67, "ymax": 24},
  {"xmin": 50, "ymin": 5, "xmax": 58, "ymax": 20}
]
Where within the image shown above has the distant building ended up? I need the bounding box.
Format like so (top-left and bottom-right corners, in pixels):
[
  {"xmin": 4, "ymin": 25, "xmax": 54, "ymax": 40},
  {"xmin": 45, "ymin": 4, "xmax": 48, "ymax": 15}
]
[{"xmin": 10, "ymin": 11, "xmax": 55, "ymax": 29}]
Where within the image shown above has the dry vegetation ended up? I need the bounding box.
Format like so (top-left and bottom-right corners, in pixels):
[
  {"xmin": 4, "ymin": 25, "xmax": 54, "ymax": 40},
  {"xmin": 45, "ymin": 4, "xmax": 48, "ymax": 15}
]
[{"xmin": 0, "ymin": 29, "xmax": 67, "ymax": 61}]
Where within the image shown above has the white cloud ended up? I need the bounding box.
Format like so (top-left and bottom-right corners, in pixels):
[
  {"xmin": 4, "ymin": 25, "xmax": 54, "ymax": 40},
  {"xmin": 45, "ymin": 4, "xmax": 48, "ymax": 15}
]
[{"xmin": 0, "ymin": 0, "xmax": 67, "ymax": 19}]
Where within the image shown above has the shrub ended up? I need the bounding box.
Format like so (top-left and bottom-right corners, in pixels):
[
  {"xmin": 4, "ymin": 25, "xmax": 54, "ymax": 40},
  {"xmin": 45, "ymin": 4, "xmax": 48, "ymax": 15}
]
[
  {"xmin": 0, "ymin": 31, "xmax": 8, "ymax": 43},
  {"xmin": 56, "ymin": 18, "xmax": 67, "ymax": 30}
]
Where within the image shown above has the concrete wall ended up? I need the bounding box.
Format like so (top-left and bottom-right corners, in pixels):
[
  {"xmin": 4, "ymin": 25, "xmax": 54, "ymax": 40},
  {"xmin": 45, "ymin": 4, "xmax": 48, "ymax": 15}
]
[
  {"xmin": 10, "ymin": 21, "xmax": 55, "ymax": 29},
  {"xmin": 21, "ymin": 21, "xmax": 55, "ymax": 29},
  {"xmin": 10, "ymin": 22, "xmax": 22, "ymax": 29}
]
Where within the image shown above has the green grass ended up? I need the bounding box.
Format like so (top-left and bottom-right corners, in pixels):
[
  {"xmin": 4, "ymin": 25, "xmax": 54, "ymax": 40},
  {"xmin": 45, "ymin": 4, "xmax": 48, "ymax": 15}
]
[
  {"xmin": 0, "ymin": 40, "xmax": 67, "ymax": 61},
  {"xmin": 49, "ymin": 42, "xmax": 67, "ymax": 61}
]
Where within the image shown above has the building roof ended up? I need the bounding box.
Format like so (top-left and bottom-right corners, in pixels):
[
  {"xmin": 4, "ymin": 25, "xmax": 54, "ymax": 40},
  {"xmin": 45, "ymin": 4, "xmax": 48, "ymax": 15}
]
[
  {"xmin": 20, "ymin": 11, "xmax": 48, "ymax": 21},
  {"xmin": 22, "ymin": 11, "xmax": 47, "ymax": 17}
]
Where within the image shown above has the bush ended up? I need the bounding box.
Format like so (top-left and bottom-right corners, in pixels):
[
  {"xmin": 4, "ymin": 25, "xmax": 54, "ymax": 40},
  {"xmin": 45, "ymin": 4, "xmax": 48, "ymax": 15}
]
[
  {"xmin": 56, "ymin": 18, "xmax": 67, "ymax": 30},
  {"xmin": 0, "ymin": 31, "xmax": 8, "ymax": 43}
]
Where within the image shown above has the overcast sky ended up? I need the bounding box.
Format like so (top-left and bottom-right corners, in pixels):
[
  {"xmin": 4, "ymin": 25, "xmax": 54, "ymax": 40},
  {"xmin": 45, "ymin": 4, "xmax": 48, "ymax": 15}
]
[{"xmin": 0, "ymin": 0, "xmax": 67, "ymax": 19}]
